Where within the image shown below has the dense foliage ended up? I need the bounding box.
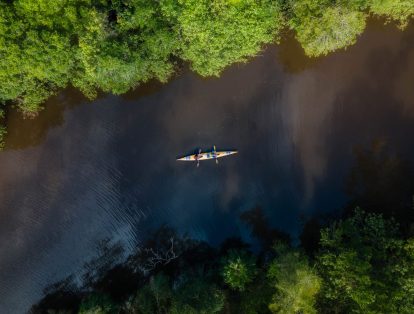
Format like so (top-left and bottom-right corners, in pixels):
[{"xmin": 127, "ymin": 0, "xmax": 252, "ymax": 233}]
[
  {"xmin": 78, "ymin": 293, "xmax": 118, "ymax": 314},
  {"xmin": 268, "ymin": 244, "xmax": 321, "ymax": 314},
  {"xmin": 370, "ymin": 0, "xmax": 414, "ymax": 28},
  {"xmin": 317, "ymin": 209, "xmax": 414, "ymax": 313},
  {"xmin": 0, "ymin": 0, "xmax": 413, "ymax": 147},
  {"xmin": 170, "ymin": 0, "xmax": 284, "ymax": 76},
  {"xmin": 31, "ymin": 204, "xmax": 414, "ymax": 314},
  {"xmin": 221, "ymin": 249, "xmax": 257, "ymax": 291},
  {"xmin": 287, "ymin": 0, "xmax": 367, "ymax": 56}
]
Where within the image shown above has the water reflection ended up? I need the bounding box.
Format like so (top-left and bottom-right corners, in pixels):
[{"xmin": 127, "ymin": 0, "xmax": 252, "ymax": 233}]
[
  {"xmin": 30, "ymin": 275, "xmax": 81, "ymax": 313},
  {"xmin": 0, "ymin": 21, "xmax": 414, "ymax": 313},
  {"xmin": 4, "ymin": 88, "xmax": 86, "ymax": 150},
  {"xmin": 276, "ymin": 30, "xmax": 321, "ymax": 73},
  {"xmin": 240, "ymin": 207, "xmax": 290, "ymax": 249},
  {"xmin": 345, "ymin": 140, "xmax": 414, "ymax": 230}
]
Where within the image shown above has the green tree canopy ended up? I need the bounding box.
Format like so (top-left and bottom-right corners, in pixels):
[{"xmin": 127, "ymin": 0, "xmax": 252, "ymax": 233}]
[
  {"xmin": 128, "ymin": 273, "xmax": 172, "ymax": 314},
  {"xmin": 165, "ymin": 0, "xmax": 284, "ymax": 76},
  {"xmin": 369, "ymin": 0, "xmax": 414, "ymax": 28},
  {"xmin": 74, "ymin": 0, "xmax": 179, "ymax": 98},
  {"xmin": 0, "ymin": 0, "xmax": 178, "ymax": 114},
  {"xmin": 287, "ymin": 0, "xmax": 367, "ymax": 56},
  {"xmin": 237, "ymin": 275, "xmax": 274, "ymax": 314},
  {"xmin": 221, "ymin": 249, "xmax": 257, "ymax": 291},
  {"xmin": 0, "ymin": 0, "xmax": 88, "ymax": 114},
  {"xmin": 78, "ymin": 293, "xmax": 118, "ymax": 314},
  {"xmin": 317, "ymin": 208, "xmax": 414, "ymax": 313},
  {"xmin": 267, "ymin": 243, "xmax": 321, "ymax": 314},
  {"xmin": 171, "ymin": 277, "xmax": 225, "ymax": 314}
]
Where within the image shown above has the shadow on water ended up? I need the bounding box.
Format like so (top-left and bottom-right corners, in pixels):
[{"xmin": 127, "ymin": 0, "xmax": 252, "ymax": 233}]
[
  {"xmin": 3, "ymin": 79, "xmax": 165, "ymax": 151},
  {"xmin": 120, "ymin": 79, "xmax": 167, "ymax": 102},
  {"xmin": 344, "ymin": 140, "xmax": 414, "ymax": 233},
  {"xmin": 299, "ymin": 141, "xmax": 414, "ymax": 256},
  {"xmin": 30, "ymin": 239, "xmax": 138, "ymax": 313},
  {"xmin": 276, "ymin": 29, "xmax": 321, "ymax": 73},
  {"xmin": 240, "ymin": 206, "xmax": 290, "ymax": 250},
  {"xmin": 81, "ymin": 239, "xmax": 126, "ymax": 289},
  {"xmin": 3, "ymin": 87, "xmax": 87, "ymax": 150},
  {"xmin": 30, "ymin": 275, "xmax": 82, "ymax": 314}
]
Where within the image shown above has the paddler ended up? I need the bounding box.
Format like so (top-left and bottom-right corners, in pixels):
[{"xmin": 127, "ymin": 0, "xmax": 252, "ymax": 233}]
[{"xmin": 195, "ymin": 148, "xmax": 201, "ymax": 167}]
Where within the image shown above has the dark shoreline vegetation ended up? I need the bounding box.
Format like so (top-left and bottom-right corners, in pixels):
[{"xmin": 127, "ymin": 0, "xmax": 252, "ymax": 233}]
[
  {"xmin": 31, "ymin": 144, "xmax": 414, "ymax": 314},
  {"xmin": 1, "ymin": 0, "xmax": 414, "ymax": 147}
]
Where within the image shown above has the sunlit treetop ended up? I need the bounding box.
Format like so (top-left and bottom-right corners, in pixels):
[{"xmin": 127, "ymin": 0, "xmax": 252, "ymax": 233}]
[{"xmin": 369, "ymin": 0, "xmax": 414, "ymax": 28}]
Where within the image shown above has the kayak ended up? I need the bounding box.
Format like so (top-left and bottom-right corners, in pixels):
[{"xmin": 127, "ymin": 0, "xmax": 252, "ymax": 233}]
[{"xmin": 176, "ymin": 149, "xmax": 238, "ymax": 161}]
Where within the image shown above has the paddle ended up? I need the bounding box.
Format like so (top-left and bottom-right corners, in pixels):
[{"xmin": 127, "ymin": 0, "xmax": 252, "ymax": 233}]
[
  {"xmin": 214, "ymin": 145, "xmax": 218, "ymax": 164},
  {"xmin": 196, "ymin": 148, "xmax": 201, "ymax": 167}
]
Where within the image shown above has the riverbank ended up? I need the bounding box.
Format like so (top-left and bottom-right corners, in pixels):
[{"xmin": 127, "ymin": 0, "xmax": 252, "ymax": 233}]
[
  {"xmin": 31, "ymin": 204, "xmax": 414, "ymax": 313},
  {"xmin": 0, "ymin": 0, "xmax": 413, "ymax": 142}
]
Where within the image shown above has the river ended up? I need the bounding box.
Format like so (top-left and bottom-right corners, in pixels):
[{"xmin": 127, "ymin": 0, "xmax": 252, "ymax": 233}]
[{"xmin": 1, "ymin": 20, "xmax": 414, "ymax": 313}]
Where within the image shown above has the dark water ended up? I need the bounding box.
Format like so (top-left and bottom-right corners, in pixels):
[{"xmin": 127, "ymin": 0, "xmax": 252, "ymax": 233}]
[{"xmin": 1, "ymin": 21, "xmax": 414, "ymax": 313}]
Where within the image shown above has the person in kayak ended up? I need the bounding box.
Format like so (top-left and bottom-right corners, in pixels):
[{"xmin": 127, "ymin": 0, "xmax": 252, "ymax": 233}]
[
  {"xmin": 195, "ymin": 148, "xmax": 202, "ymax": 167},
  {"xmin": 194, "ymin": 148, "xmax": 202, "ymax": 160},
  {"xmin": 212, "ymin": 145, "xmax": 218, "ymax": 164}
]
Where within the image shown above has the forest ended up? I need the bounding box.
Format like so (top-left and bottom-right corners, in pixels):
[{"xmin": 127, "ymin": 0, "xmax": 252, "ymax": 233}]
[
  {"xmin": 30, "ymin": 146, "xmax": 414, "ymax": 313},
  {"xmin": 30, "ymin": 210, "xmax": 414, "ymax": 314},
  {"xmin": 0, "ymin": 0, "xmax": 414, "ymax": 147}
]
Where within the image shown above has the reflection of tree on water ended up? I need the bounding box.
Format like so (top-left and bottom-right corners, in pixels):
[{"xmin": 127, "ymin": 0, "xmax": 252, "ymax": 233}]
[
  {"xmin": 345, "ymin": 140, "xmax": 414, "ymax": 234},
  {"xmin": 30, "ymin": 275, "xmax": 82, "ymax": 313},
  {"xmin": 299, "ymin": 140, "xmax": 414, "ymax": 256},
  {"xmin": 81, "ymin": 239, "xmax": 139, "ymax": 303},
  {"xmin": 240, "ymin": 207, "xmax": 290, "ymax": 250},
  {"xmin": 276, "ymin": 30, "xmax": 320, "ymax": 74},
  {"xmin": 4, "ymin": 88, "xmax": 87, "ymax": 150}
]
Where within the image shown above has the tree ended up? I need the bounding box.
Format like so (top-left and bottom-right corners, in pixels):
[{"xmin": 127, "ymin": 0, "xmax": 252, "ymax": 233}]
[
  {"xmin": 267, "ymin": 243, "xmax": 321, "ymax": 314},
  {"xmin": 171, "ymin": 277, "xmax": 225, "ymax": 314},
  {"xmin": 74, "ymin": 0, "xmax": 179, "ymax": 98},
  {"xmin": 0, "ymin": 122, "xmax": 5, "ymax": 150},
  {"xmin": 78, "ymin": 293, "xmax": 118, "ymax": 314},
  {"xmin": 317, "ymin": 209, "xmax": 414, "ymax": 313},
  {"xmin": 164, "ymin": 0, "xmax": 284, "ymax": 76},
  {"xmin": 128, "ymin": 273, "xmax": 172, "ymax": 314},
  {"xmin": 0, "ymin": 0, "xmax": 178, "ymax": 115},
  {"xmin": 237, "ymin": 272, "xmax": 274, "ymax": 314},
  {"xmin": 0, "ymin": 0, "xmax": 79, "ymax": 114},
  {"xmin": 287, "ymin": 0, "xmax": 367, "ymax": 56},
  {"xmin": 221, "ymin": 249, "xmax": 257, "ymax": 291},
  {"xmin": 369, "ymin": 0, "xmax": 414, "ymax": 28}
]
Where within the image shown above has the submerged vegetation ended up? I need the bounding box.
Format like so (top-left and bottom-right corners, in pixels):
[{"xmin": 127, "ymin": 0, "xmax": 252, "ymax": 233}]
[{"xmin": 0, "ymin": 0, "xmax": 413, "ymax": 134}]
